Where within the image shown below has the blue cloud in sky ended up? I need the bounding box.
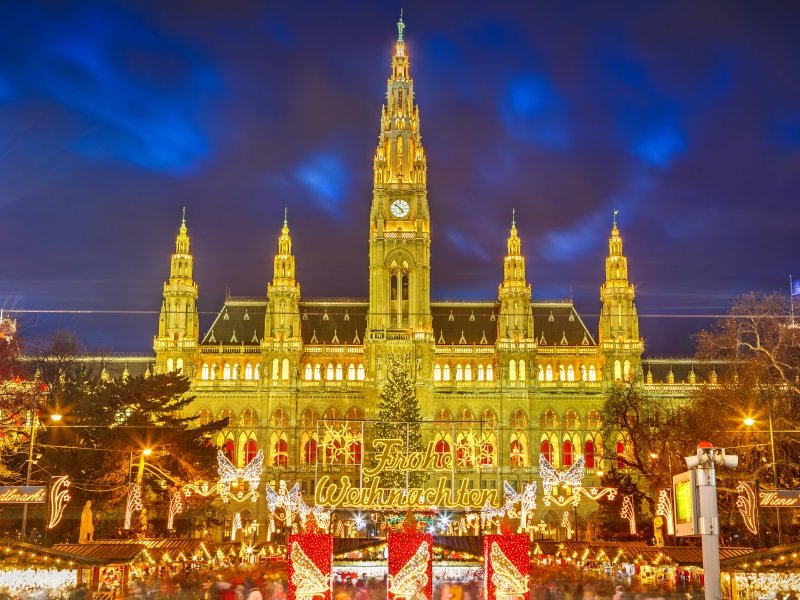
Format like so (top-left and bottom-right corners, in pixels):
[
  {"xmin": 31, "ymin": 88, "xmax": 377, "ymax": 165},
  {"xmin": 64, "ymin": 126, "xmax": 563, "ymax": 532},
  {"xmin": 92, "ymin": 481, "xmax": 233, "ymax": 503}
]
[
  {"xmin": 0, "ymin": 5, "xmax": 218, "ymax": 174},
  {"xmin": 445, "ymin": 228, "xmax": 489, "ymax": 261},
  {"xmin": 292, "ymin": 152, "xmax": 351, "ymax": 218},
  {"xmin": 540, "ymin": 212, "xmax": 608, "ymax": 263},
  {"xmin": 499, "ymin": 74, "xmax": 569, "ymax": 149},
  {"xmin": 633, "ymin": 124, "xmax": 686, "ymax": 168}
]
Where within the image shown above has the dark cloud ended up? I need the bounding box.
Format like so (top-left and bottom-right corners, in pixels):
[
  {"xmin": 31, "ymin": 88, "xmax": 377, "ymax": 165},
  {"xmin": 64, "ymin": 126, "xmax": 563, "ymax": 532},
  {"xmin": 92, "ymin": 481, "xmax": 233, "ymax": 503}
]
[{"xmin": 1, "ymin": 0, "xmax": 800, "ymax": 355}]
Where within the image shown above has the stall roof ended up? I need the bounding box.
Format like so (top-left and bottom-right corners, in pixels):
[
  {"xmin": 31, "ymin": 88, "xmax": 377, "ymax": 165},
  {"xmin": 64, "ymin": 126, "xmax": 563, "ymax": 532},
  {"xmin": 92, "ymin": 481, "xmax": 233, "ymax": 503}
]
[
  {"xmin": 434, "ymin": 536, "xmax": 483, "ymax": 557},
  {"xmin": 535, "ymin": 541, "xmax": 752, "ymax": 567},
  {"xmin": 1, "ymin": 539, "xmax": 102, "ymax": 567},
  {"xmin": 51, "ymin": 538, "xmax": 211, "ymax": 564},
  {"xmin": 720, "ymin": 542, "xmax": 800, "ymax": 571}
]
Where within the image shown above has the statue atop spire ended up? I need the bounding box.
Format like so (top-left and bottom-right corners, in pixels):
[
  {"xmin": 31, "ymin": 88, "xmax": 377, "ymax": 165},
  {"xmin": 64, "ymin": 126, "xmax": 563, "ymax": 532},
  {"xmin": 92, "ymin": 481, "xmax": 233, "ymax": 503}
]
[{"xmin": 397, "ymin": 10, "xmax": 405, "ymax": 42}]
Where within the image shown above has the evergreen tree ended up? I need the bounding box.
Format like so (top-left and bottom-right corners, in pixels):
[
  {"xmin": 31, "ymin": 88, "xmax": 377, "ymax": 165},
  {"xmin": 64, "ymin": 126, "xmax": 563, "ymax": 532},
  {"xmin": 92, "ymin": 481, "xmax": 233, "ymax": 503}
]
[{"xmin": 375, "ymin": 358, "xmax": 424, "ymax": 487}]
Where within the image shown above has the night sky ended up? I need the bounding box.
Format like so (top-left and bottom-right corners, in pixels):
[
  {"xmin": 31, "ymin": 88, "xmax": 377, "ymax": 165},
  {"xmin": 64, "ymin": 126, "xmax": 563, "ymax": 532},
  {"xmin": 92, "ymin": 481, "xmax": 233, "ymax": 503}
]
[{"xmin": 2, "ymin": 1, "xmax": 800, "ymax": 356}]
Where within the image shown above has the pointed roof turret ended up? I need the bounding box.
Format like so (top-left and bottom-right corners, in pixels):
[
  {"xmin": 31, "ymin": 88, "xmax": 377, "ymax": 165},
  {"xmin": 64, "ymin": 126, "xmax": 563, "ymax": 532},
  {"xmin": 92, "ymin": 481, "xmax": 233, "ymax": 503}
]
[{"xmin": 175, "ymin": 207, "xmax": 190, "ymax": 255}]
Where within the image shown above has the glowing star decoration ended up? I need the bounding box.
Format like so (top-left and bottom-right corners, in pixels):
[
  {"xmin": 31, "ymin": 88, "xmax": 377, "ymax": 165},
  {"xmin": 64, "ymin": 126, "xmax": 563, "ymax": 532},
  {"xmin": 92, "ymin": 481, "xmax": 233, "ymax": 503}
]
[
  {"xmin": 389, "ymin": 540, "xmax": 431, "ymax": 600},
  {"xmin": 167, "ymin": 488, "xmax": 183, "ymax": 530},
  {"xmin": 656, "ymin": 489, "xmax": 675, "ymax": 535},
  {"xmin": 561, "ymin": 512, "xmax": 573, "ymax": 540},
  {"xmin": 218, "ymin": 449, "xmax": 264, "ymax": 491},
  {"xmin": 124, "ymin": 483, "xmax": 143, "ymax": 530},
  {"xmin": 621, "ymin": 495, "xmax": 636, "ymax": 535},
  {"xmin": 736, "ymin": 481, "xmax": 759, "ymax": 535},
  {"xmin": 320, "ymin": 424, "xmax": 360, "ymax": 465},
  {"xmin": 47, "ymin": 475, "xmax": 71, "ymax": 529},
  {"xmin": 290, "ymin": 542, "xmax": 329, "ymax": 600},
  {"xmin": 489, "ymin": 542, "xmax": 529, "ymax": 600},
  {"xmin": 266, "ymin": 481, "xmax": 305, "ymax": 527}
]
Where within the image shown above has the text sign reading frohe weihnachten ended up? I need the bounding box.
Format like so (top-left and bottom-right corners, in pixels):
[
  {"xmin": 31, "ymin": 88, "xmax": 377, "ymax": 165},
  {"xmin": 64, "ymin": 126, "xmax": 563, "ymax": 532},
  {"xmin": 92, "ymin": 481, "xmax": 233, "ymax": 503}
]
[
  {"xmin": 314, "ymin": 438, "xmax": 500, "ymax": 510},
  {"xmin": 0, "ymin": 486, "xmax": 47, "ymax": 503}
]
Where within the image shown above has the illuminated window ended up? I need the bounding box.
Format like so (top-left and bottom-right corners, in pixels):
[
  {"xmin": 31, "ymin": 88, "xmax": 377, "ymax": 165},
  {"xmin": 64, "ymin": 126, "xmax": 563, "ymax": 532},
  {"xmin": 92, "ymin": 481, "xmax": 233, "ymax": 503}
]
[
  {"xmin": 176, "ymin": 358, "xmax": 183, "ymax": 373},
  {"xmin": 477, "ymin": 364, "xmax": 484, "ymax": 381},
  {"xmin": 585, "ymin": 440, "xmax": 596, "ymax": 468},
  {"xmin": 616, "ymin": 440, "xmax": 625, "ymax": 469},
  {"xmin": 545, "ymin": 365, "xmax": 553, "ymax": 381},
  {"xmin": 480, "ymin": 439, "xmax": 495, "ymax": 466},
  {"xmin": 348, "ymin": 441, "xmax": 362, "ymax": 465},
  {"xmin": 519, "ymin": 359, "xmax": 526, "ymax": 381},
  {"xmin": 314, "ymin": 363, "xmax": 321, "ymax": 380},
  {"xmin": 272, "ymin": 358, "xmax": 279, "ymax": 380},
  {"xmin": 432, "ymin": 439, "xmax": 449, "ymax": 469},
  {"xmin": 567, "ymin": 365, "xmax": 575, "ymax": 382},
  {"xmin": 434, "ymin": 365, "xmax": 441, "ymax": 381},
  {"xmin": 509, "ymin": 359, "xmax": 517, "ymax": 381},
  {"xmin": 304, "ymin": 364, "xmax": 312, "ymax": 380},
  {"xmin": 614, "ymin": 360, "xmax": 622, "ymax": 381},
  {"xmin": 357, "ymin": 364, "xmax": 365, "ymax": 380},
  {"xmin": 486, "ymin": 364, "xmax": 493, "ymax": 381},
  {"xmin": 510, "ymin": 439, "xmax": 525, "ymax": 468},
  {"xmin": 586, "ymin": 410, "xmax": 601, "ymax": 429},
  {"xmin": 580, "ymin": 364, "xmax": 587, "ymax": 381},
  {"xmin": 589, "ymin": 365, "xmax": 597, "ymax": 381},
  {"xmin": 282, "ymin": 358, "xmax": 290, "ymax": 381},
  {"xmin": 167, "ymin": 358, "xmax": 174, "ymax": 372},
  {"xmin": 540, "ymin": 410, "xmax": 557, "ymax": 428},
  {"xmin": 540, "ymin": 440, "xmax": 554, "ymax": 465},
  {"xmin": 223, "ymin": 363, "xmax": 231, "ymax": 380},
  {"xmin": 443, "ymin": 364, "xmax": 451, "ymax": 381},
  {"xmin": 245, "ymin": 363, "xmax": 253, "ymax": 380},
  {"xmin": 538, "ymin": 365, "xmax": 544, "ymax": 381},
  {"xmin": 273, "ymin": 438, "xmax": 288, "ymax": 467},
  {"xmin": 201, "ymin": 364, "xmax": 209, "ymax": 380},
  {"xmin": 304, "ymin": 439, "xmax": 318, "ymax": 465},
  {"xmin": 563, "ymin": 409, "xmax": 579, "ymax": 429},
  {"xmin": 510, "ymin": 409, "xmax": 528, "ymax": 429},
  {"xmin": 232, "ymin": 363, "xmax": 239, "ymax": 380},
  {"xmin": 244, "ymin": 439, "xmax": 258, "ymax": 464},
  {"xmin": 271, "ymin": 409, "xmax": 289, "ymax": 428},
  {"xmin": 563, "ymin": 440, "xmax": 574, "ymax": 467},
  {"xmin": 456, "ymin": 364, "xmax": 463, "ymax": 381},
  {"xmin": 222, "ymin": 439, "xmax": 235, "ymax": 463},
  {"xmin": 457, "ymin": 438, "xmax": 473, "ymax": 467},
  {"xmin": 335, "ymin": 363, "xmax": 343, "ymax": 381},
  {"xmin": 558, "ymin": 365, "xmax": 565, "ymax": 381},
  {"xmin": 464, "ymin": 364, "xmax": 472, "ymax": 381},
  {"xmin": 348, "ymin": 364, "xmax": 355, "ymax": 380},
  {"xmin": 624, "ymin": 360, "xmax": 631, "ymax": 381},
  {"xmin": 326, "ymin": 363, "xmax": 334, "ymax": 380}
]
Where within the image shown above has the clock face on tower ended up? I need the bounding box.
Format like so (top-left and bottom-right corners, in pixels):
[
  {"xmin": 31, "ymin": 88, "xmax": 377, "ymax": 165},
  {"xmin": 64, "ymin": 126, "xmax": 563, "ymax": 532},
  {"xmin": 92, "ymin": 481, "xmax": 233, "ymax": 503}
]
[{"xmin": 390, "ymin": 199, "xmax": 410, "ymax": 218}]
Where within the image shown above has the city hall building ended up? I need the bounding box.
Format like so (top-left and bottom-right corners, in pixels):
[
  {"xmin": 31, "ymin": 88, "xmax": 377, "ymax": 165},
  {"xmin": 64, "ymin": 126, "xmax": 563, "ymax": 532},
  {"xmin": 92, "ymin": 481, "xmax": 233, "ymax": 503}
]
[{"xmin": 99, "ymin": 20, "xmax": 709, "ymax": 529}]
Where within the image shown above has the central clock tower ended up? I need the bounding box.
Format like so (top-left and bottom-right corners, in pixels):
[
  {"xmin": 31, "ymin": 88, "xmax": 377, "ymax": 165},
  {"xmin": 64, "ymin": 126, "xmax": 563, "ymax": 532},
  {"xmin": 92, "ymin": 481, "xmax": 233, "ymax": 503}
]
[{"xmin": 366, "ymin": 16, "xmax": 432, "ymax": 383}]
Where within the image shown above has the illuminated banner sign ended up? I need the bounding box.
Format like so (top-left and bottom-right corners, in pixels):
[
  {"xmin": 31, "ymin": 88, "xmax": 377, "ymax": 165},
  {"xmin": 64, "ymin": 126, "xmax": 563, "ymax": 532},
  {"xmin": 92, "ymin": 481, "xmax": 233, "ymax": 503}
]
[
  {"xmin": 388, "ymin": 533, "xmax": 433, "ymax": 600},
  {"xmin": 0, "ymin": 486, "xmax": 47, "ymax": 504},
  {"xmin": 314, "ymin": 438, "xmax": 500, "ymax": 510},
  {"xmin": 484, "ymin": 535, "xmax": 530, "ymax": 600},
  {"xmin": 759, "ymin": 489, "xmax": 800, "ymax": 508},
  {"xmin": 288, "ymin": 534, "xmax": 332, "ymax": 600}
]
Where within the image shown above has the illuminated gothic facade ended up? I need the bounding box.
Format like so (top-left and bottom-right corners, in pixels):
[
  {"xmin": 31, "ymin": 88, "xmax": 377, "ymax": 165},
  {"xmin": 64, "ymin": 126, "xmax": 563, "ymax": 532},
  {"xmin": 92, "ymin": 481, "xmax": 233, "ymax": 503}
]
[{"xmin": 131, "ymin": 20, "xmax": 708, "ymax": 528}]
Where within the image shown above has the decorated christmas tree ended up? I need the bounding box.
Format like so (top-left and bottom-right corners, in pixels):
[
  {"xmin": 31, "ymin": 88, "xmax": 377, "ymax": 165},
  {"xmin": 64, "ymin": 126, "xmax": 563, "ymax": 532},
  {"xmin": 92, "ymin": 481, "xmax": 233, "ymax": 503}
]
[{"xmin": 375, "ymin": 358, "xmax": 424, "ymax": 488}]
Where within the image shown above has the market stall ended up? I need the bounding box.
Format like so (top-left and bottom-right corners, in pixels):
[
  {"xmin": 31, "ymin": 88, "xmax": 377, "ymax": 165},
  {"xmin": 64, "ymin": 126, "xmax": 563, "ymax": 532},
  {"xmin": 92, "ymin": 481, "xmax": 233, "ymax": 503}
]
[
  {"xmin": 0, "ymin": 539, "xmax": 101, "ymax": 598},
  {"xmin": 720, "ymin": 542, "xmax": 800, "ymax": 599}
]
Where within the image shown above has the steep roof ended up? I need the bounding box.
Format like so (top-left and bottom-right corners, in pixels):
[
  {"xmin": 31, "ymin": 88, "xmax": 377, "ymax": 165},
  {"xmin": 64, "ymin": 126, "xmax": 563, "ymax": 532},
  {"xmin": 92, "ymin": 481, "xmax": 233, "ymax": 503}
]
[
  {"xmin": 299, "ymin": 300, "xmax": 368, "ymax": 345},
  {"xmin": 532, "ymin": 301, "xmax": 596, "ymax": 347},
  {"xmin": 200, "ymin": 298, "xmax": 266, "ymax": 346}
]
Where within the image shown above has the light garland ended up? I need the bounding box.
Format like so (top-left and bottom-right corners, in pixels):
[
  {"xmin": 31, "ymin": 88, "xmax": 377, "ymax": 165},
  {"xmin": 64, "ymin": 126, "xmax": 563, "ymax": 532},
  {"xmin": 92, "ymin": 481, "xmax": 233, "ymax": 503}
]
[
  {"xmin": 736, "ymin": 481, "xmax": 759, "ymax": 535},
  {"xmin": 217, "ymin": 449, "xmax": 264, "ymax": 491},
  {"xmin": 621, "ymin": 495, "xmax": 636, "ymax": 534},
  {"xmin": 231, "ymin": 512, "xmax": 243, "ymax": 541},
  {"xmin": 320, "ymin": 424, "xmax": 360, "ymax": 464},
  {"xmin": 124, "ymin": 483, "xmax": 143, "ymax": 530},
  {"xmin": 656, "ymin": 489, "xmax": 675, "ymax": 535},
  {"xmin": 735, "ymin": 572, "xmax": 800, "ymax": 599},
  {"xmin": 167, "ymin": 488, "xmax": 183, "ymax": 530},
  {"xmin": 47, "ymin": 476, "xmax": 71, "ymax": 529},
  {"xmin": 389, "ymin": 539, "xmax": 431, "ymax": 600},
  {"xmin": 561, "ymin": 511, "xmax": 573, "ymax": 540},
  {"xmin": 539, "ymin": 453, "xmax": 585, "ymax": 494},
  {"xmin": 0, "ymin": 569, "xmax": 76, "ymax": 595}
]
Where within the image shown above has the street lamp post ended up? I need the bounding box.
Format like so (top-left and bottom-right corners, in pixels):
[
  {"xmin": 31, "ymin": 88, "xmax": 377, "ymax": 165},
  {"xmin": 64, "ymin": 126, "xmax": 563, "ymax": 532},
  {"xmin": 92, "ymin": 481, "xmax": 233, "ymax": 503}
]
[{"xmin": 744, "ymin": 407, "xmax": 782, "ymax": 544}]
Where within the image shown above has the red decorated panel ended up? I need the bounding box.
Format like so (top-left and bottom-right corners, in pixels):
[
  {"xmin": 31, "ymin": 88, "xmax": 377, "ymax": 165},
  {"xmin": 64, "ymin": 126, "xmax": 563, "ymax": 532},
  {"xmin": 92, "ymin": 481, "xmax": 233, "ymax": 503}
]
[
  {"xmin": 288, "ymin": 534, "xmax": 333, "ymax": 600},
  {"xmin": 483, "ymin": 534, "xmax": 530, "ymax": 600},
  {"xmin": 387, "ymin": 533, "xmax": 433, "ymax": 600}
]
